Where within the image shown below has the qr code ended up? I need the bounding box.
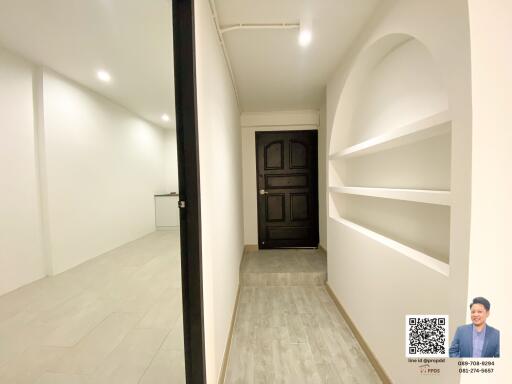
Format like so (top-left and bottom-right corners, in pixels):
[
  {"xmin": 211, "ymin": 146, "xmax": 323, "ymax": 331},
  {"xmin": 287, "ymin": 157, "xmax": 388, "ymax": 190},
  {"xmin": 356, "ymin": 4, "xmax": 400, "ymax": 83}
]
[{"xmin": 406, "ymin": 315, "xmax": 448, "ymax": 357}]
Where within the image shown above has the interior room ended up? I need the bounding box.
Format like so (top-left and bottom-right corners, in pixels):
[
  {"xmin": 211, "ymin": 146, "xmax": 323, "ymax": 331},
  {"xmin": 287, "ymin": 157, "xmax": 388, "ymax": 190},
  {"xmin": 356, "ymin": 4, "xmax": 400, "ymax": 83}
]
[
  {"xmin": 194, "ymin": 0, "xmax": 509, "ymax": 383},
  {"xmin": 0, "ymin": 1, "xmax": 185, "ymax": 383},
  {"xmin": 1, "ymin": 0, "xmax": 510, "ymax": 384}
]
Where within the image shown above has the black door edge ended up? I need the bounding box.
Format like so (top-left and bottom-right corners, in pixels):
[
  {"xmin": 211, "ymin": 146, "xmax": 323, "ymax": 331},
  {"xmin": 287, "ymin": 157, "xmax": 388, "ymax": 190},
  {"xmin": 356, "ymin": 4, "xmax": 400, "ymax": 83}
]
[{"xmin": 172, "ymin": 1, "xmax": 206, "ymax": 383}]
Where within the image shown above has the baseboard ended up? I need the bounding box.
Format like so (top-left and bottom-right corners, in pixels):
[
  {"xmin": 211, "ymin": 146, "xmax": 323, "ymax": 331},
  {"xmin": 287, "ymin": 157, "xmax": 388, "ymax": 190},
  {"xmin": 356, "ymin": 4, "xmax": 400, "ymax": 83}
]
[
  {"xmin": 325, "ymin": 283, "xmax": 392, "ymax": 384},
  {"xmin": 218, "ymin": 284, "xmax": 241, "ymax": 384},
  {"xmin": 244, "ymin": 244, "xmax": 258, "ymax": 253}
]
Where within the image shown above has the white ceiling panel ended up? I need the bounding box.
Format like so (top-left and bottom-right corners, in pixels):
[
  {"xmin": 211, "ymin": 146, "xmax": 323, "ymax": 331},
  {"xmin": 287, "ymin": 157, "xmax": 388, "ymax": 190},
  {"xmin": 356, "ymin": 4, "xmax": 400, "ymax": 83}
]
[
  {"xmin": 215, "ymin": 0, "xmax": 380, "ymax": 112},
  {"xmin": 0, "ymin": 0, "xmax": 175, "ymax": 129}
]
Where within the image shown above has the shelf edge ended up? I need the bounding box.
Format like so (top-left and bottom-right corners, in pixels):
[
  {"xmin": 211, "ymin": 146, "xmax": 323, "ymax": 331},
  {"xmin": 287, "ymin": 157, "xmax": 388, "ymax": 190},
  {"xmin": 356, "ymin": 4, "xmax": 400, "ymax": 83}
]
[
  {"xmin": 330, "ymin": 215, "xmax": 450, "ymax": 276},
  {"xmin": 329, "ymin": 186, "xmax": 451, "ymax": 206},
  {"xmin": 329, "ymin": 110, "xmax": 451, "ymax": 160}
]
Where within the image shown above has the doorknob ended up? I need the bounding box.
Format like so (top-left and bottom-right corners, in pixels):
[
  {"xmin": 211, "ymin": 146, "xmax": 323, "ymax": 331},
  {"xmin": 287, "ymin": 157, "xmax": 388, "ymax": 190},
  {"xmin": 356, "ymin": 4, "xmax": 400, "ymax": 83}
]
[{"xmin": 259, "ymin": 189, "xmax": 268, "ymax": 195}]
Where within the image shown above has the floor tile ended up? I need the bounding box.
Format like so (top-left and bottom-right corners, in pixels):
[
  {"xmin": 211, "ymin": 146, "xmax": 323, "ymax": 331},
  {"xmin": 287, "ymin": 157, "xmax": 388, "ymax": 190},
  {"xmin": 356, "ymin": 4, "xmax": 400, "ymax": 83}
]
[
  {"xmin": 0, "ymin": 230, "xmax": 185, "ymax": 384},
  {"xmin": 88, "ymin": 328, "xmax": 168, "ymax": 384},
  {"xmin": 139, "ymin": 348, "xmax": 185, "ymax": 384},
  {"xmin": 226, "ymin": 248, "xmax": 381, "ymax": 384},
  {"xmin": 48, "ymin": 312, "xmax": 140, "ymax": 374}
]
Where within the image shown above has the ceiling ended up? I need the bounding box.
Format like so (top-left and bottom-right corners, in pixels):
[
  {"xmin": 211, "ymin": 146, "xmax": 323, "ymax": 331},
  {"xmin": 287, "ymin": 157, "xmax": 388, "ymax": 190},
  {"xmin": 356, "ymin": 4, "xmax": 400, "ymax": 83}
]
[
  {"xmin": 215, "ymin": 0, "xmax": 380, "ymax": 112},
  {"xmin": 0, "ymin": 0, "xmax": 175, "ymax": 129},
  {"xmin": 0, "ymin": 0, "xmax": 381, "ymax": 123}
]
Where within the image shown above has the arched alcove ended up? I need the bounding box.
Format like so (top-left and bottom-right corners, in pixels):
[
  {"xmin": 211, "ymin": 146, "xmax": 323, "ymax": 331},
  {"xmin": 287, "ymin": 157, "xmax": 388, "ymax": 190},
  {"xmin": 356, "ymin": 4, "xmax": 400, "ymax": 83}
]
[{"xmin": 328, "ymin": 33, "xmax": 452, "ymax": 270}]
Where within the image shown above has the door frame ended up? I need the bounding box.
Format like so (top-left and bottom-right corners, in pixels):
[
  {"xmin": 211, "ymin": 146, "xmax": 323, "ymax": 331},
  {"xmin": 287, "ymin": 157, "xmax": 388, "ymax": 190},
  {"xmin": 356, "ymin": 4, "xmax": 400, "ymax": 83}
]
[
  {"xmin": 255, "ymin": 129, "xmax": 320, "ymax": 249},
  {"xmin": 172, "ymin": 1, "xmax": 206, "ymax": 383}
]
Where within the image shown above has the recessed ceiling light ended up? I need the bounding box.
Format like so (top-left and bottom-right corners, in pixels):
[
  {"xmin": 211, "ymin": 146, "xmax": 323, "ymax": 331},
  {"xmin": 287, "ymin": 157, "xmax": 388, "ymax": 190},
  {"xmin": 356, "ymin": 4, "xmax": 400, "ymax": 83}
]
[
  {"xmin": 298, "ymin": 29, "xmax": 312, "ymax": 47},
  {"xmin": 97, "ymin": 70, "xmax": 111, "ymax": 82},
  {"xmin": 161, "ymin": 114, "xmax": 170, "ymax": 122}
]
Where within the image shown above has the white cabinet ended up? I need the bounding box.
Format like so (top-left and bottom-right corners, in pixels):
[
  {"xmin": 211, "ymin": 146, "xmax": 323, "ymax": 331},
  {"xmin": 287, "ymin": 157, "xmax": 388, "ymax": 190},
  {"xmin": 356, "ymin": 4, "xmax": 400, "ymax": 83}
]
[{"xmin": 155, "ymin": 194, "xmax": 180, "ymax": 228}]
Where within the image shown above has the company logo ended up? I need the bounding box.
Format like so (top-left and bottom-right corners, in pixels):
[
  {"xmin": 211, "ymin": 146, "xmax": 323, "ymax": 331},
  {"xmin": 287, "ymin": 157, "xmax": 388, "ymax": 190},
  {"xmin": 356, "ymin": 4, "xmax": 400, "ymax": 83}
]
[{"xmin": 418, "ymin": 364, "xmax": 441, "ymax": 375}]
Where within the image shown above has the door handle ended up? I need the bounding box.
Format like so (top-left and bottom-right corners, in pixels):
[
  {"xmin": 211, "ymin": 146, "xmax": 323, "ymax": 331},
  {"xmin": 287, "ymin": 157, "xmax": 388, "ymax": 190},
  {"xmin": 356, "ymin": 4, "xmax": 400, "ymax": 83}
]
[{"xmin": 259, "ymin": 189, "xmax": 268, "ymax": 195}]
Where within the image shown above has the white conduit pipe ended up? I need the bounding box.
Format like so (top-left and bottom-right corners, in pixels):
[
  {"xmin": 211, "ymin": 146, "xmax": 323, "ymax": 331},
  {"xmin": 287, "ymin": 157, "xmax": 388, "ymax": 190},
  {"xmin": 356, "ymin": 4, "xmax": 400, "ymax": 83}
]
[
  {"xmin": 207, "ymin": 0, "xmax": 241, "ymax": 108},
  {"xmin": 220, "ymin": 23, "xmax": 300, "ymax": 34},
  {"xmin": 207, "ymin": 0, "xmax": 301, "ymax": 109}
]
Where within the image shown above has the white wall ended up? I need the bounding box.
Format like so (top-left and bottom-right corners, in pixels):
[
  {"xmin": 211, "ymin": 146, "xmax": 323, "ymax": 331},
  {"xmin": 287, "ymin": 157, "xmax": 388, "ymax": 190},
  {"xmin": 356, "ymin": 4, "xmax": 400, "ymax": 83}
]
[
  {"xmin": 240, "ymin": 110, "xmax": 323, "ymax": 246},
  {"xmin": 463, "ymin": 1, "xmax": 512, "ymax": 382},
  {"xmin": 326, "ymin": 0, "xmax": 472, "ymax": 382},
  {"xmin": 195, "ymin": 0, "xmax": 244, "ymax": 382},
  {"xmin": 0, "ymin": 44, "xmax": 177, "ymax": 293},
  {"xmin": 0, "ymin": 47, "xmax": 46, "ymax": 296},
  {"xmin": 42, "ymin": 70, "xmax": 171, "ymax": 274},
  {"xmin": 351, "ymin": 38, "xmax": 449, "ymax": 144}
]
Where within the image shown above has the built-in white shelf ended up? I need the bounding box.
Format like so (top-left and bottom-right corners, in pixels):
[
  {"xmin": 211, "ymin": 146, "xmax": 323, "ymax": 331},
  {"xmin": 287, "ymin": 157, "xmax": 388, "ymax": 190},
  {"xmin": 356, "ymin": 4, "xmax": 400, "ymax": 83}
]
[
  {"xmin": 330, "ymin": 215, "xmax": 450, "ymax": 276},
  {"xmin": 329, "ymin": 110, "xmax": 451, "ymax": 159},
  {"xmin": 329, "ymin": 186, "xmax": 451, "ymax": 206}
]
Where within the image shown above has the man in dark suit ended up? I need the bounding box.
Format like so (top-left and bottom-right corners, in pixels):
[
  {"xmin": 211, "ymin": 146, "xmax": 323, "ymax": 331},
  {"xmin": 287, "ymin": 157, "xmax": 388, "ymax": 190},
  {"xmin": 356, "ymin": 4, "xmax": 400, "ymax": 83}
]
[{"xmin": 449, "ymin": 297, "xmax": 500, "ymax": 358}]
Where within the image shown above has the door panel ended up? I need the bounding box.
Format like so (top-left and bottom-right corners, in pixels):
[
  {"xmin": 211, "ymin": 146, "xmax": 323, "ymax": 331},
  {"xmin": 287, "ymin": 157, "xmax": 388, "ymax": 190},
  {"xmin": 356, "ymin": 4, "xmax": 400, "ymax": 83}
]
[
  {"xmin": 256, "ymin": 130, "xmax": 319, "ymax": 248},
  {"xmin": 290, "ymin": 193, "xmax": 309, "ymax": 221},
  {"xmin": 264, "ymin": 141, "xmax": 284, "ymax": 169},
  {"xmin": 266, "ymin": 194, "xmax": 285, "ymax": 222},
  {"xmin": 267, "ymin": 226, "xmax": 310, "ymax": 240},
  {"xmin": 265, "ymin": 174, "xmax": 308, "ymax": 188},
  {"xmin": 289, "ymin": 140, "xmax": 308, "ymax": 169}
]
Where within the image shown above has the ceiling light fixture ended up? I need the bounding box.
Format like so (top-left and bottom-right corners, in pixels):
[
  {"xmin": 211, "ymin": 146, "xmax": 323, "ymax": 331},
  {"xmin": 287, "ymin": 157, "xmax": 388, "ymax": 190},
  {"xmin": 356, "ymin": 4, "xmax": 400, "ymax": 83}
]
[
  {"xmin": 298, "ymin": 19, "xmax": 312, "ymax": 47},
  {"xmin": 161, "ymin": 114, "xmax": 170, "ymax": 122},
  {"xmin": 97, "ymin": 70, "xmax": 111, "ymax": 82},
  {"xmin": 299, "ymin": 30, "xmax": 312, "ymax": 46}
]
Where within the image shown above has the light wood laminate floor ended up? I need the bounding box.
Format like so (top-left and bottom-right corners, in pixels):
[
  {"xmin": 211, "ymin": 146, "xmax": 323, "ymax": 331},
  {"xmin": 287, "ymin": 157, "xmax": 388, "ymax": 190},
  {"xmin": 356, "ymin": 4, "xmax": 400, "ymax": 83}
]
[
  {"xmin": 0, "ymin": 230, "xmax": 185, "ymax": 384},
  {"xmin": 241, "ymin": 249, "xmax": 327, "ymax": 286},
  {"xmin": 226, "ymin": 249, "xmax": 381, "ymax": 384}
]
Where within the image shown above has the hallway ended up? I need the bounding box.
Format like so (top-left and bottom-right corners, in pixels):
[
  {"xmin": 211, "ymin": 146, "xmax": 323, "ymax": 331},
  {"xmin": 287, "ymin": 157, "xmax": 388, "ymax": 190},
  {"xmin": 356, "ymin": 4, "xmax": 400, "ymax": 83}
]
[
  {"xmin": 225, "ymin": 249, "xmax": 381, "ymax": 384},
  {"xmin": 0, "ymin": 1, "xmax": 509, "ymax": 383},
  {"xmin": 0, "ymin": 230, "xmax": 185, "ymax": 384}
]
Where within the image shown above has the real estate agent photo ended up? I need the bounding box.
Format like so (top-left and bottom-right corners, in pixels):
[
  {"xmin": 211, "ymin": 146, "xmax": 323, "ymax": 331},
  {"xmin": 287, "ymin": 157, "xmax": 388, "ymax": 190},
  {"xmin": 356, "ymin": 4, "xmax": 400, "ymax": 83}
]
[{"xmin": 449, "ymin": 297, "xmax": 500, "ymax": 358}]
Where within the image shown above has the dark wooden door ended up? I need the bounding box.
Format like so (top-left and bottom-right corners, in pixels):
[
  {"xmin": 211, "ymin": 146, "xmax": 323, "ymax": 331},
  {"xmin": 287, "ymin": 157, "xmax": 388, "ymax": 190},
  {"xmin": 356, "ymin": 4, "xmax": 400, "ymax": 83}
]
[{"xmin": 256, "ymin": 130, "xmax": 319, "ymax": 248}]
